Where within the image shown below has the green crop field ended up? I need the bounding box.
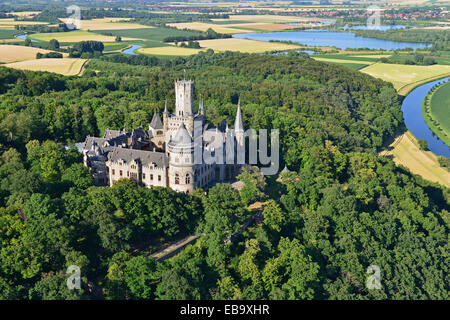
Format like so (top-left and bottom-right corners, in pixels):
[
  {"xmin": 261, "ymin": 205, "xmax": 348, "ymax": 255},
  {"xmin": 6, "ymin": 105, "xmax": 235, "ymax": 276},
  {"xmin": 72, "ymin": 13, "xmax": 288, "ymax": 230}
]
[
  {"xmin": 92, "ymin": 27, "xmax": 203, "ymax": 45},
  {"xmin": 423, "ymin": 81, "xmax": 450, "ymax": 146},
  {"xmin": 0, "ymin": 29, "xmax": 20, "ymax": 39}
]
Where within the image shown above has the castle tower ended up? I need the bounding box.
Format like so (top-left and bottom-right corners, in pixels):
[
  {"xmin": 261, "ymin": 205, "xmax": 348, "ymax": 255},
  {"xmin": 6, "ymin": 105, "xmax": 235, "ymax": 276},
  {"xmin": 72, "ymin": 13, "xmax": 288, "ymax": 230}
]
[
  {"xmin": 168, "ymin": 123, "xmax": 195, "ymax": 193},
  {"xmin": 163, "ymin": 99, "xmax": 169, "ymax": 132},
  {"xmin": 175, "ymin": 80, "xmax": 194, "ymax": 118}
]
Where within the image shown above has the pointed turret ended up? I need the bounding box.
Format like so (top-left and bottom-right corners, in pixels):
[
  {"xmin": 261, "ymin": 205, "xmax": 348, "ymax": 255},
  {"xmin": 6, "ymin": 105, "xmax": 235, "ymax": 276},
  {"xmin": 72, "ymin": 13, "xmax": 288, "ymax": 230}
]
[
  {"xmin": 163, "ymin": 99, "xmax": 169, "ymax": 114},
  {"xmin": 234, "ymin": 98, "xmax": 244, "ymax": 132},
  {"xmin": 199, "ymin": 95, "xmax": 205, "ymax": 116},
  {"xmin": 150, "ymin": 112, "xmax": 163, "ymax": 130}
]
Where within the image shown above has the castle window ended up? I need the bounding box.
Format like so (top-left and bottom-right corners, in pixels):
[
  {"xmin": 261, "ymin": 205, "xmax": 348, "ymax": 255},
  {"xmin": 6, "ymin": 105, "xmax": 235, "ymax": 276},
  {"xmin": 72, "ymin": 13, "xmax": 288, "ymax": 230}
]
[
  {"xmin": 112, "ymin": 169, "xmax": 115, "ymax": 175},
  {"xmin": 150, "ymin": 174, "xmax": 153, "ymax": 180},
  {"xmin": 185, "ymin": 174, "xmax": 191, "ymax": 184},
  {"xmin": 120, "ymin": 170, "xmax": 123, "ymax": 176},
  {"xmin": 131, "ymin": 165, "xmax": 136, "ymax": 169},
  {"xmin": 143, "ymin": 173, "xmax": 146, "ymax": 180},
  {"xmin": 127, "ymin": 171, "xmax": 129, "ymax": 177},
  {"xmin": 158, "ymin": 175, "xmax": 161, "ymax": 181},
  {"xmin": 175, "ymin": 173, "xmax": 180, "ymax": 184}
]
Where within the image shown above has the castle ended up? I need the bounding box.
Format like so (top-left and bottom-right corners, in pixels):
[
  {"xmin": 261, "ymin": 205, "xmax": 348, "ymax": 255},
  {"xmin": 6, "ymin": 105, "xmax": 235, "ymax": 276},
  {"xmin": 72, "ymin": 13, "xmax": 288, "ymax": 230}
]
[{"xmin": 81, "ymin": 79, "xmax": 245, "ymax": 193}]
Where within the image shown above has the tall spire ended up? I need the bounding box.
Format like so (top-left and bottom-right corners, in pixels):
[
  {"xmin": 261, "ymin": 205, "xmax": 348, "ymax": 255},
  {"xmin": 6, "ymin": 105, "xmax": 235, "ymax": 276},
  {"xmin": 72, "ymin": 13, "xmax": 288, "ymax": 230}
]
[
  {"xmin": 199, "ymin": 95, "xmax": 205, "ymax": 115},
  {"xmin": 163, "ymin": 99, "xmax": 169, "ymax": 114},
  {"xmin": 234, "ymin": 98, "xmax": 244, "ymax": 131}
]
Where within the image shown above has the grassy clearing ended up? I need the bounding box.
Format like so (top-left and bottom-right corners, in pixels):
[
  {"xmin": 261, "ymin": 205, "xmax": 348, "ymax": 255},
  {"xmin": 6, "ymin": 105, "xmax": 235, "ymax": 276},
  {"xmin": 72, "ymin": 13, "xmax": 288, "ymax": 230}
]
[
  {"xmin": 423, "ymin": 81, "xmax": 450, "ymax": 146},
  {"xmin": 0, "ymin": 45, "xmax": 68, "ymax": 63},
  {"xmin": 313, "ymin": 58, "xmax": 370, "ymax": 70},
  {"xmin": 360, "ymin": 63, "xmax": 450, "ymax": 91},
  {"xmin": 5, "ymin": 58, "xmax": 87, "ymax": 76},
  {"xmin": 381, "ymin": 131, "xmax": 450, "ymax": 188},
  {"xmin": 59, "ymin": 18, "xmax": 153, "ymax": 31},
  {"xmin": 314, "ymin": 54, "xmax": 384, "ymax": 63},
  {"xmin": 212, "ymin": 14, "xmax": 323, "ymax": 23},
  {"xmin": 5, "ymin": 11, "xmax": 41, "ymax": 17},
  {"xmin": 197, "ymin": 38, "xmax": 301, "ymax": 53},
  {"xmin": 137, "ymin": 46, "xmax": 204, "ymax": 56},
  {"xmin": 29, "ymin": 30, "xmax": 139, "ymax": 43}
]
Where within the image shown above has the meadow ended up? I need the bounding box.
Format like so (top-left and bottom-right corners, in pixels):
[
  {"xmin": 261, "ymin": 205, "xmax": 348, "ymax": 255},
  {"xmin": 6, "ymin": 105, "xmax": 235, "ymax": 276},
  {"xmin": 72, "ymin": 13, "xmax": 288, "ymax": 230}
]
[
  {"xmin": 0, "ymin": 45, "xmax": 67, "ymax": 63},
  {"xmin": 423, "ymin": 81, "xmax": 450, "ymax": 146},
  {"xmin": 360, "ymin": 63, "xmax": 450, "ymax": 91},
  {"xmin": 197, "ymin": 38, "xmax": 301, "ymax": 53},
  {"xmin": 166, "ymin": 22, "xmax": 251, "ymax": 34},
  {"xmin": 5, "ymin": 58, "xmax": 87, "ymax": 76},
  {"xmin": 0, "ymin": 30, "xmax": 21, "ymax": 40}
]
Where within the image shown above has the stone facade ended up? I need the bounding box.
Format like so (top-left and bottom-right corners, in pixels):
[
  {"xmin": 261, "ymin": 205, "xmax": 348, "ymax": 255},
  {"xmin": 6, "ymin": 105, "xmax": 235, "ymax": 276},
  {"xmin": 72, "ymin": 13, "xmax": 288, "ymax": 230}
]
[{"xmin": 81, "ymin": 79, "xmax": 244, "ymax": 193}]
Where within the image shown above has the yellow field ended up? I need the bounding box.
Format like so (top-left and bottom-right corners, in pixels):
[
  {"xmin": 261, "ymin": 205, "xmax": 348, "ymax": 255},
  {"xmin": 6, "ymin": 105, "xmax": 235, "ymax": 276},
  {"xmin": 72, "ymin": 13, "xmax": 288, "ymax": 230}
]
[
  {"xmin": 381, "ymin": 131, "xmax": 450, "ymax": 188},
  {"xmin": 0, "ymin": 18, "xmax": 48, "ymax": 27},
  {"xmin": 6, "ymin": 11, "xmax": 41, "ymax": 17},
  {"xmin": 197, "ymin": 38, "xmax": 301, "ymax": 53},
  {"xmin": 167, "ymin": 22, "xmax": 251, "ymax": 34},
  {"xmin": 59, "ymin": 18, "xmax": 153, "ymax": 31},
  {"xmin": 212, "ymin": 14, "xmax": 325, "ymax": 23},
  {"xmin": 5, "ymin": 58, "xmax": 87, "ymax": 76},
  {"xmin": 29, "ymin": 30, "xmax": 139, "ymax": 43},
  {"xmin": 0, "ymin": 45, "xmax": 68, "ymax": 63},
  {"xmin": 360, "ymin": 63, "xmax": 450, "ymax": 91},
  {"xmin": 313, "ymin": 57, "xmax": 375, "ymax": 65},
  {"xmin": 137, "ymin": 46, "xmax": 204, "ymax": 56}
]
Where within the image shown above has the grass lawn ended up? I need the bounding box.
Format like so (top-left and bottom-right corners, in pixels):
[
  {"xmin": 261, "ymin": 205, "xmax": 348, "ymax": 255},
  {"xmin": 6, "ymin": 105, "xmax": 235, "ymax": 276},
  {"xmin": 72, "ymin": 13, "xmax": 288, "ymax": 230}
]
[
  {"xmin": 0, "ymin": 45, "xmax": 68, "ymax": 63},
  {"xmin": 137, "ymin": 46, "xmax": 204, "ymax": 56},
  {"xmin": 197, "ymin": 38, "xmax": 301, "ymax": 53},
  {"xmin": 5, "ymin": 58, "xmax": 87, "ymax": 76},
  {"xmin": 28, "ymin": 30, "xmax": 139, "ymax": 43},
  {"xmin": 423, "ymin": 81, "xmax": 450, "ymax": 146},
  {"xmin": 360, "ymin": 63, "xmax": 450, "ymax": 91},
  {"xmin": 380, "ymin": 131, "xmax": 450, "ymax": 188},
  {"xmin": 59, "ymin": 18, "xmax": 153, "ymax": 31}
]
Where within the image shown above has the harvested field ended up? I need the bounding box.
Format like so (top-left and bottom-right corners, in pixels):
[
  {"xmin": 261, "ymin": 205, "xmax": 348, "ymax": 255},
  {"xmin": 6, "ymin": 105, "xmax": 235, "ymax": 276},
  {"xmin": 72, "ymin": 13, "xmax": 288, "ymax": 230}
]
[
  {"xmin": 0, "ymin": 45, "xmax": 67, "ymax": 63},
  {"xmin": 5, "ymin": 58, "xmax": 87, "ymax": 76}
]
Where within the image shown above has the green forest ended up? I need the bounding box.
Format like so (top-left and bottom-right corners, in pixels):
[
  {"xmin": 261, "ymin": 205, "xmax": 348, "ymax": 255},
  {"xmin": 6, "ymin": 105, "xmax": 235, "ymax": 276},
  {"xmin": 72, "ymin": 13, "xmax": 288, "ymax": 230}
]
[{"xmin": 0, "ymin": 51, "xmax": 448, "ymax": 300}]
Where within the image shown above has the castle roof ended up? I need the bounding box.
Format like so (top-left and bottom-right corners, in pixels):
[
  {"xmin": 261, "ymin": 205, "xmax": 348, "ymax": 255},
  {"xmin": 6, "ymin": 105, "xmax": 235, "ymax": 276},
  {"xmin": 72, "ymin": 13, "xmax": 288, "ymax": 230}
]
[
  {"xmin": 150, "ymin": 113, "xmax": 163, "ymax": 130},
  {"xmin": 170, "ymin": 123, "xmax": 193, "ymax": 148},
  {"xmin": 103, "ymin": 129, "xmax": 122, "ymax": 140},
  {"xmin": 107, "ymin": 147, "xmax": 168, "ymax": 168}
]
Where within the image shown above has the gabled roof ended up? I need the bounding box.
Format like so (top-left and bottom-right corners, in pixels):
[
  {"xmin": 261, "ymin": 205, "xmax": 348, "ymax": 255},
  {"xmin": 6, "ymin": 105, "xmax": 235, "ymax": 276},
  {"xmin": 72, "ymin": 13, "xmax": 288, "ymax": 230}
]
[{"xmin": 107, "ymin": 147, "xmax": 168, "ymax": 168}]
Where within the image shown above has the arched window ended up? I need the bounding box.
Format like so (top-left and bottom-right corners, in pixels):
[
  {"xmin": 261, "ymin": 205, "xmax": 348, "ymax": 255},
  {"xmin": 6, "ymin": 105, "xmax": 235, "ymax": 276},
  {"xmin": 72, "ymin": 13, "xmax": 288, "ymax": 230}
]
[
  {"xmin": 175, "ymin": 173, "xmax": 180, "ymax": 184},
  {"xmin": 185, "ymin": 173, "xmax": 191, "ymax": 184}
]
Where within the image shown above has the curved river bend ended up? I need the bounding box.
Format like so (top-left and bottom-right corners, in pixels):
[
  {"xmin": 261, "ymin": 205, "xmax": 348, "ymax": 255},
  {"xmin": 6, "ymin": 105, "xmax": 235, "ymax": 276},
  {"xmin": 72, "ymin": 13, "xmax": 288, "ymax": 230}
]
[{"xmin": 402, "ymin": 77, "xmax": 450, "ymax": 157}]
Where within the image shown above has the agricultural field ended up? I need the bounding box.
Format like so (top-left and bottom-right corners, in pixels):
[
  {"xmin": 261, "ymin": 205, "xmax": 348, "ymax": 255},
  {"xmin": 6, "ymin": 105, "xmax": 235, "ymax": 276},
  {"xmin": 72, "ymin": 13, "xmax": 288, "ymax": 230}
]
[
  {"xmin": 5, "ymin": 58, "xmax": 87, "ymax": 76},
  {"xmin": 28, "ymin": 30, "xmax": 140, "ymax": 43},
  {"xmin": 196, "ymin": 38, "xmax": 301, "ymax": 53},
  {"xmin": 92, "ymin": 27, "xmax": 202, "ymax": 45},
  {"xmin": 0, "ymin": 18, "xmax": 48, "ymax": 28},
  {"xmin": 0, "ymin": 45, "xmax": 67, "ymax": 63},
  {"xmin": 211, "ymin": 14, "xmax": 327, "ymax": 24},
  {"xmin": 5, "ymin": 11, "xmax": 41, "ymax": 17},
  {"xmin": 167, "ymin": 22, "xmax": 251, "ymax": 34},
  {"xmin": 137, "ymin": 46, "xmax": 204, "ymax": 56},
  {"xmin": 0, "ymin": 30, "xmax": 21, "ymax": 40},
  {"xmin": 360, "ymin": 63, "xmax": 450, "ymax": 91},
  {"xmin": 424, "ymin": 81, "xmax": 450, "ymax": 146},
  {"xmin": 58, "ymin": 18, "xmax": 153, "ymax": 31},
  {"xmin": 381, "ymin": 131, "xmax": 450, "ymax": 188}
]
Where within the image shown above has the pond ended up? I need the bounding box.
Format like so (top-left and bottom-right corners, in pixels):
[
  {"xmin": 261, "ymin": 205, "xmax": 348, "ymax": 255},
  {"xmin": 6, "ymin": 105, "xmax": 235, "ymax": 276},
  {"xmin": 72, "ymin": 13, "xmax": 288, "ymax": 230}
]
[
  {"xmin": 233, "ymin": 31, "xmax": 429, "ymax": 51},
  {"xmin": 122, "ymin": 44, "xmax": 142, "ymax": 55},
  {"xmin": 16, "ymin": 34, "xmax": 38, "ymax": 42},
  {"xmin": 402, "ymin": 77, "xmax": 450, "ymax": 157}
]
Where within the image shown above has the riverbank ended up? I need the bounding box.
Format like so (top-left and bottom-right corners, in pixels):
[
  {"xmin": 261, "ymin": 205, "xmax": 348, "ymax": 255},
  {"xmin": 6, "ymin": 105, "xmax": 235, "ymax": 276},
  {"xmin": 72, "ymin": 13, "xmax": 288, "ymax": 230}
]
[{"xmin": 422, "ymin": 81, "xmax": 450, "ymax": 147}]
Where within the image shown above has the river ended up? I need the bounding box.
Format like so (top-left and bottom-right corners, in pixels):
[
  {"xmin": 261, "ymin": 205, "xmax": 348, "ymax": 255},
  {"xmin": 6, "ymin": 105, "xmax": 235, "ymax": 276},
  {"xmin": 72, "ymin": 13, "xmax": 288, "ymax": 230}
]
[{"xmin": 402, "ymin": 77, "xmax": 450, "ymax": 157}]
